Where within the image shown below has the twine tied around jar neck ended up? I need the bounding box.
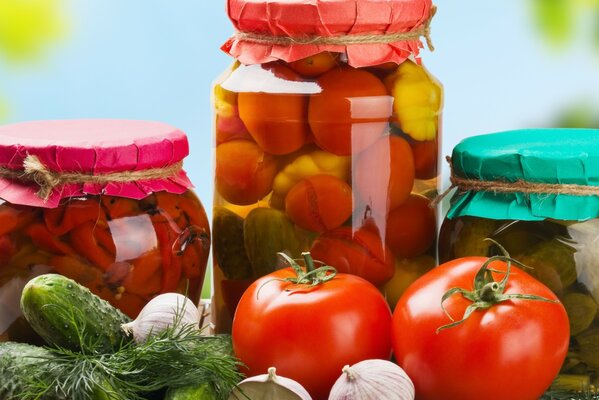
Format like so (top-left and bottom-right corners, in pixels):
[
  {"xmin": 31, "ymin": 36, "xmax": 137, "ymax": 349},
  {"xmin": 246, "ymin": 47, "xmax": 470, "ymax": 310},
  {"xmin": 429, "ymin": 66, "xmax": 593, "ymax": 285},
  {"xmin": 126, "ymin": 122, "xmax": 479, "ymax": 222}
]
[
  {"xmin": 432, "ymin": 156, "xmax": 599, "ymax": 208},
  {"xmin": 0, "ymin": 155, "xmax": 184, "ymax": 201},
  {"xmin": 234, "ymin": 6, "xmax": 437, "ymax": 52}
]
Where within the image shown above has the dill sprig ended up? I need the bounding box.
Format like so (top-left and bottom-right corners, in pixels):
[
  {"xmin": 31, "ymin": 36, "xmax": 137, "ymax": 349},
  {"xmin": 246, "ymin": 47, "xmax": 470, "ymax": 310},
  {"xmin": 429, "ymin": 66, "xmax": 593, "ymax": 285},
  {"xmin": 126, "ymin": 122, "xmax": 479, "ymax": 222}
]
[{"xmin": 17, "ymin": 323, "xmax": 243, "ymax": 400}]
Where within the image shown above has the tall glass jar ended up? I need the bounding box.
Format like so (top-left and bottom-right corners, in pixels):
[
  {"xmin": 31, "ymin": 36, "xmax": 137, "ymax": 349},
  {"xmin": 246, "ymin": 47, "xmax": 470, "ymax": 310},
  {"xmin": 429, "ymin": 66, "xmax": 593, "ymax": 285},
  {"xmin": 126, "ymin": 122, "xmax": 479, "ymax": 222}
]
[
  {"xmin": 212, "ymin": 0, "xmax": 442, "ymax": 332},
  {"xmin": 439, "ymin": 129, "xmax": 599, "ymax": 394},
  {"xmin": 0, "ymin": 120, "xmax": 210, "ymax": 344}
]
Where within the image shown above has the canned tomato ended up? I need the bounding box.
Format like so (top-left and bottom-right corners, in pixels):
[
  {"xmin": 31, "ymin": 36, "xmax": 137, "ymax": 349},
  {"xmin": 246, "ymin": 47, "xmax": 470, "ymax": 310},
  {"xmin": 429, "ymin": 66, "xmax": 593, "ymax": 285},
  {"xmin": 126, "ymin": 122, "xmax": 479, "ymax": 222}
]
[{"xmin": 212, "ymin": 0, "xmax": 442, "ymax": 332}]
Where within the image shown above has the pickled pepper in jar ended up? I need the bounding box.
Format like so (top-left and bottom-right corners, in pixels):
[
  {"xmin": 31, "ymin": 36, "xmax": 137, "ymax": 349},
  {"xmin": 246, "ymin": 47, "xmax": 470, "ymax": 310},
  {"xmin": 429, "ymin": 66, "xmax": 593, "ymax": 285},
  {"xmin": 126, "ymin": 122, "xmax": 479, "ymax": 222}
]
[{"xmin": 0, "ymin": 120, "xmax": 210, "ymax": 343}]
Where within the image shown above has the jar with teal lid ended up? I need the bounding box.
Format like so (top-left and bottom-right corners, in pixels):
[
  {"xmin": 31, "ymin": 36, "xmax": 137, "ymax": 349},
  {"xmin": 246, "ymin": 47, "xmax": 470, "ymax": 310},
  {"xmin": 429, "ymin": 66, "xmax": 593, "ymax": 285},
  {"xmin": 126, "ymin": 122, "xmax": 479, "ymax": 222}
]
[{"xmin": 439, "ymin": 128, "xmax": 599, "ymax": 393}]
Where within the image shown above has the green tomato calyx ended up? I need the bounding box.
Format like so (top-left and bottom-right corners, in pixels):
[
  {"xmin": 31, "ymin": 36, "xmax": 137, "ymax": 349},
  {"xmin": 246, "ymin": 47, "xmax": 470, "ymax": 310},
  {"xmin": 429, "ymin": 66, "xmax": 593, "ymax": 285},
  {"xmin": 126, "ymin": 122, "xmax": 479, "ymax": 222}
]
[
  {"xmin": 436, "ymin": 239, "xmax": 558, "ymax": 334},
  {"xmin": 278, "ymin": 252, "xmax": 337, "ymax": 287}
]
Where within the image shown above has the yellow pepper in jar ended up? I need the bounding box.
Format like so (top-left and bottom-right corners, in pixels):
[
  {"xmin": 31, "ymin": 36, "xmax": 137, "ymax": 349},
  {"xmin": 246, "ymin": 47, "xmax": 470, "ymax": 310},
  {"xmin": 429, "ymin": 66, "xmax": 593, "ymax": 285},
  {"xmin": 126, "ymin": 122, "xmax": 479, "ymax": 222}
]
[
  {"xmin": 385, "ymin": 60, "xmax": 442, "ymax": 141},
  {"xmin": 213, "ymin": 84, "xmax": 238, "ymax": 118},
  {"xmin": 270, "ymin": 149, "xmax": 351, "ymax": 208},
  {"xmin": 213, "ymin": 62, "xmax": 252, "ymax": 145}
]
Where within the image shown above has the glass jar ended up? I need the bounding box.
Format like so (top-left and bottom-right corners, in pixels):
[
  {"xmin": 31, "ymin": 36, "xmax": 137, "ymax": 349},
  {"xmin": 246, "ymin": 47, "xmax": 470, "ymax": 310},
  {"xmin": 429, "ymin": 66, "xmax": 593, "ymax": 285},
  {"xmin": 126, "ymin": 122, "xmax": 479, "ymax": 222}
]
[
  {"xmin": 0, "ymin": 120, "xmax": 210, "ymax": 344},
  {"xmin": 439, "ymin": 129, "xmax": 599, "ymax": 393},
  {"xmin": 212, "ymin": 0, "xmax": 442, "ymax": 332}
]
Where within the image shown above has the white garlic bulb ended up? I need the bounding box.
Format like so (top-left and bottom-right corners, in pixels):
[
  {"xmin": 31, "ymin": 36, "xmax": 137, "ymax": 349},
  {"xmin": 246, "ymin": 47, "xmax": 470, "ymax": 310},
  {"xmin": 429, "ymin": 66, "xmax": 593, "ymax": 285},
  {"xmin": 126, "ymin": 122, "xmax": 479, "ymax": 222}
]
[
  {"xmin": 121, "ymin": 293, "xmax": 200, "ymax": 343},
  {"xmin": 328, "ymin": 359, "xmax": 415, "ymax": 400},
  {"xmin": 228, "ymin": 367, "xmax": 312, "ymax": 400}
]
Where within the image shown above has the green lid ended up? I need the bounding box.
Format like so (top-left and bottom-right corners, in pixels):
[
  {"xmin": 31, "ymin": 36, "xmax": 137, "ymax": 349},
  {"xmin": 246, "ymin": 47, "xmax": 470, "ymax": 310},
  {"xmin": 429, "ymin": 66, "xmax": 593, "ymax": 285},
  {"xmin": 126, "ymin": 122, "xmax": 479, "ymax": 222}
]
[{"xmin": 447, "ymin": 128, "xmax": 599, "ymax": 221}]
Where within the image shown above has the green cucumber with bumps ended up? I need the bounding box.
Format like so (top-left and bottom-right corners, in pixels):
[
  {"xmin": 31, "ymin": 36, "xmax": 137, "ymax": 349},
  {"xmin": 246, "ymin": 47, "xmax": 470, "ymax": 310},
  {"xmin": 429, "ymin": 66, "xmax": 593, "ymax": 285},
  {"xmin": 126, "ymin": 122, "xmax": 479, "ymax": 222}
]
[
  {"xmin": 0, "ymin": 342, "xmax": 115, "ymax": 400},
  {"xmin": 20, "ymin": 274, "xmax": 132, "ymax": 353},
  {"xmin": 165, "ymin": 384, "xmax": 217, "ymax": 400},
  {"xmin": 0, "ymin": 342, "xmax": 60, "ymax": 399}
]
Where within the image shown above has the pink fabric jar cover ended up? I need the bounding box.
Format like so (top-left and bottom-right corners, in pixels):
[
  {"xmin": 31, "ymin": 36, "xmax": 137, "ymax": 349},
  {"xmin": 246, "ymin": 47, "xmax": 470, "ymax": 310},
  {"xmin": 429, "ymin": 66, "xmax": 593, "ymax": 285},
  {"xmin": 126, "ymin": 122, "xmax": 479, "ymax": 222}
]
[{"xmin": 0, "ymin": 119, "xmax": 193, "ymax": 208}]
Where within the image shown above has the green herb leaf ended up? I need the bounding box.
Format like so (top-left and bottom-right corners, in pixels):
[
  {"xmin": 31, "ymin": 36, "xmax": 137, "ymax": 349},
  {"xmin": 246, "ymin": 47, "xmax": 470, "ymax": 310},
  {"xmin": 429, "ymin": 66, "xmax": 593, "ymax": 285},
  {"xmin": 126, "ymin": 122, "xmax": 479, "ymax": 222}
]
[{"xmin": 15, "ymin": 324, "xmax": 243, "ymax": 400}]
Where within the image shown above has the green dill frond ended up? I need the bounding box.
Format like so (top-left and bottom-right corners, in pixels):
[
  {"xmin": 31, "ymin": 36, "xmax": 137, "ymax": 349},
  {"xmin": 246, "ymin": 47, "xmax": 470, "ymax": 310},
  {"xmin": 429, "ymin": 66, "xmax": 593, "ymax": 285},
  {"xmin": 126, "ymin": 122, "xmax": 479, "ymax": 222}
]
[{"xmin": 17, "ymin": 324, "xmax": 243, "ymax": 400}]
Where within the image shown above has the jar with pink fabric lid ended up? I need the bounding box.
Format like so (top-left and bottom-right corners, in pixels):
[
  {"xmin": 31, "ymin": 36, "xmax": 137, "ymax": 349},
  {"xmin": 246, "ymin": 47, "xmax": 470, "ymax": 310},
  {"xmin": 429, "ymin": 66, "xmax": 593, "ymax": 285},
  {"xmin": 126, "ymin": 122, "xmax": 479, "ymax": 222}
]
[
  {"xmin": 0, "ymin": 119, "xmax": 210, "ymax": 344},
  {"xmin": 212, "ymin": 0, "xmax": 443, "ymax": 332}
]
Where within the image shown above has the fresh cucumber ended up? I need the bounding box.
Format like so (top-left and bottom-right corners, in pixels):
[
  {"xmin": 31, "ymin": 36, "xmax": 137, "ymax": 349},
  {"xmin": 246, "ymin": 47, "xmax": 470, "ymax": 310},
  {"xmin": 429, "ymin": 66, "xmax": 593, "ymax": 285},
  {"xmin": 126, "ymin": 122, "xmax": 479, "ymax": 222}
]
[
  {"xmin": 165, "ymin": 384, "xmax": 217, "ymax": 400},
  {"xmin": 0, "ymin": 342, "xmax": 116, "ymax": 400},
  {"xmin": 20, "ymin": 274, "xmax": 131, "ymax": 353},
  {"xmin": 0, "ymin": 342, "xmax": 59, "ymax": 399}
]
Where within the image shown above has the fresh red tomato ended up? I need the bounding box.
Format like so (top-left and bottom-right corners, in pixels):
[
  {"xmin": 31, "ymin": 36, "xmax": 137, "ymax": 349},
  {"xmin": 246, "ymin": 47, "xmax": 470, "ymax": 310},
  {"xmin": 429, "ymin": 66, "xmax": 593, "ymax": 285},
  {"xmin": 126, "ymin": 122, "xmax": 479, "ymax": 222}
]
[
  {"xmin": 392, "ymin": 256, "xmax": 570, "ymax": 400},
  {"xmin": 232, "ymin": 253, "xmax": 393, "ymax": 400}
]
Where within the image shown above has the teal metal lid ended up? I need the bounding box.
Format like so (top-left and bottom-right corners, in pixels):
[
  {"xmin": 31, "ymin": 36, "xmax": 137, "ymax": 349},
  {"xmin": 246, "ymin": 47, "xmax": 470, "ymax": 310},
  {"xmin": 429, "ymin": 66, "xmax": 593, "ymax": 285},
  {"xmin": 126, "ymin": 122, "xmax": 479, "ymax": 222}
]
[{"xmin": 447, "ymin": 128, "xmax": 599, "ymax": 221}]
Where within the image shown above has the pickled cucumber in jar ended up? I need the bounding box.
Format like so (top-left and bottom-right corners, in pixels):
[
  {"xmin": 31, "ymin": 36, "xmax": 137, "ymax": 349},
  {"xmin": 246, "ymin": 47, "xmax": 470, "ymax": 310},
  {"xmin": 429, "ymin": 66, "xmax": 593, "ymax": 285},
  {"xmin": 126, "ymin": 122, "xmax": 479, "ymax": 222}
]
[
  {"xmin": 439, "ymin": 216, "xmax": 497, "ymax": 260},
  {"xmin": 517, "ymin": 239, "xmax": 577, "ymax": 296}
]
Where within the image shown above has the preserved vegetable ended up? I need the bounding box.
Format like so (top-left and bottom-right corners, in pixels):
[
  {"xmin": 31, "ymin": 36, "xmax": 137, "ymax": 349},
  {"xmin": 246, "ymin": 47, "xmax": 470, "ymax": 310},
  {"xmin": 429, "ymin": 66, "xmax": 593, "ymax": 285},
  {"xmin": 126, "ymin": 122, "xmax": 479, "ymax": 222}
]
[{"xmin": 213, "ymin": 0, "xmax": 442, "ymax": 331}]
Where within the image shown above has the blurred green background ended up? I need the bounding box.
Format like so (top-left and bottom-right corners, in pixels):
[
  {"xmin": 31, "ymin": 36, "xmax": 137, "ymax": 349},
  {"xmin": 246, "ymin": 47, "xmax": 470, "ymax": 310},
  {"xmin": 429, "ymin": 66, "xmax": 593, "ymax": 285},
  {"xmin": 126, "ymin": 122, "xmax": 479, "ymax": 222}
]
[
  {"xmin": 1, "ymin": 0, "xmax": 598, "ymax": 297},
  {"xmin": 531, "ymin": 0, "xmax": 599, "ymax": 127}
]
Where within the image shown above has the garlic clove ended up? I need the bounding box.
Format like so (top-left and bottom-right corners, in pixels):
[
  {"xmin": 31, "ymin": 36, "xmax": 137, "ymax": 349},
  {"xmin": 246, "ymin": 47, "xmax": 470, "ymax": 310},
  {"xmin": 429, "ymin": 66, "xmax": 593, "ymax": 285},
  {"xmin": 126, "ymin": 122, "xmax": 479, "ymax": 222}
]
[
  {"xmin": 121, "ymin": 293, "xmax": 200, "ymax": 343},
  {"xmin": 228, "ymin": 367, "xmax": 312, "ymax": 400},
  {"xmin": 328, "ymin": 359, "xmax": 415, "ymax": 400}
]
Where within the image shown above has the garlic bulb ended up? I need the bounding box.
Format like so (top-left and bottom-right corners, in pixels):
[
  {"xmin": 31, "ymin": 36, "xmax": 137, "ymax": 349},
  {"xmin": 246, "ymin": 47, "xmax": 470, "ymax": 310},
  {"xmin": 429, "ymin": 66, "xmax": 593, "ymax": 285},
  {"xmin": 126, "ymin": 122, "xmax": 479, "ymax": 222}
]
[
  {"xmin": 328, "ymin": 359, "xmax": 415, "ymax": 400},
  {"xmin": 121, "ymin": 293, "xmax": 200, "ymax": 343},
  {"xmin": 228, "ymin": 367, "xmax": 312, "ymax": 400}
]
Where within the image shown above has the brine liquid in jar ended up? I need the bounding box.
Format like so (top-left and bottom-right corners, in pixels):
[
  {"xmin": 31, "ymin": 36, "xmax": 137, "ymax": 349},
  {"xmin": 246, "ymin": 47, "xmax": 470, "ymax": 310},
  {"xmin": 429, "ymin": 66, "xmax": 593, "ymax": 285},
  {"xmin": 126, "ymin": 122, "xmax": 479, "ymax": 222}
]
[
  {"xmin": 0, "ymin": 120, "xmax": 211, "ymax": 343},
  {"xmin": 212, "ymin": 56, "xmax": 442, "ymax": 332}
]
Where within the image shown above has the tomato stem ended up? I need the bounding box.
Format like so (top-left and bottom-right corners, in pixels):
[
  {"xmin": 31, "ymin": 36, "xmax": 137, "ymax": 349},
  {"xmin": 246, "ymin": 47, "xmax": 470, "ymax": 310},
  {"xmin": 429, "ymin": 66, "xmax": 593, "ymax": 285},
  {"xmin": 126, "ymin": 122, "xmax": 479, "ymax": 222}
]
[
  {"xmin": 303, "ymin": 252, "xmax": 316, "ymax": 273},
  {"xmin": 479, "ymin": 282, "xmax": 500, "ymax": 302},
  {"xmin": 277, "ymin": 251, "xmax": 337, "ymax": 287},
  {"xmin": 436, "ymin": 239, "xmax": 559, "ymax": 334}
]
